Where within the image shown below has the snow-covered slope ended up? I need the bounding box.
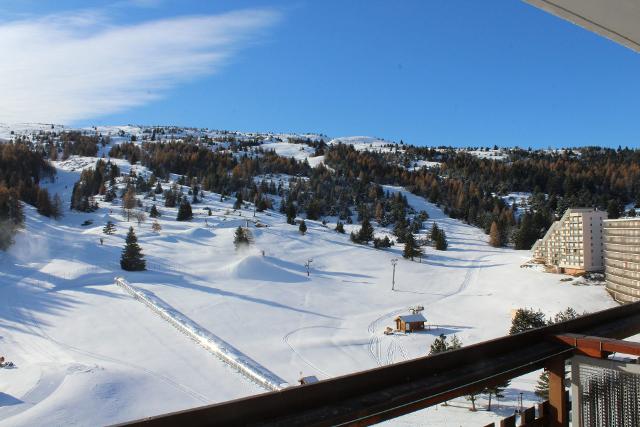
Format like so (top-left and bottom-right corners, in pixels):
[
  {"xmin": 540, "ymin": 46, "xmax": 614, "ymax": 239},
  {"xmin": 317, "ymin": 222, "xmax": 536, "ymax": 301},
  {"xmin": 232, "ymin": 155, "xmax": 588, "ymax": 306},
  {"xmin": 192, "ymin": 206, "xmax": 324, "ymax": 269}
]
[
  {"xmin": 328, "ymin": 136, "xmax": 397, "ymax": 152},
  {"xmin": 0, "ymin": 149, "xmax": 616, "ymax": 426}
]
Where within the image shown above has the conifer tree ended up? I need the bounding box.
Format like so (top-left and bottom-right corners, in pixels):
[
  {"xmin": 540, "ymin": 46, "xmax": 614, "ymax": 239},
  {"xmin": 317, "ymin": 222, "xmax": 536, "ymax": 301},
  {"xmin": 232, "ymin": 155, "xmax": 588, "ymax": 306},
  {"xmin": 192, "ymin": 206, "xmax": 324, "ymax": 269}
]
[
  {"xmin": 0, "ymin": 185, "xmax": 24, "ymax": 250},
  {"xmin": 176, "ymin": 200, "xmax": 193, "ymax": 221},
  {"xmin": 489, "ymin": 221, "xmax": 501, "ymax": 247},
  {"xmin": 429, "ymin": 334, "xmax": 449, "ymax": 355},
  {"xmin": 435, "ymin": 229, "xmax": 448, "ymax": 251},
  {"xmin": 534, "ymin": 371, "xmax": 550, "ymax": 400},
  {"xmin": 335, "ymin": 221, "xmax": 345, "ymax": 233},
  {"xmin": 514, "ymin": 213, "xmax": 538, "ymax": 250},
  {"xmin": 430, "ymin": 222, "xmax": 441, "ymax": 241},
  {"xmin": 234, "ymin": 226, "xmax": 250, "ymax": 250},
  {"xmin": 154, "ymin": 182, "xmax": 163, "ymax": 194},
  {"xmin": 120, "ymin": 227, "xmax": 146, "ymax": 271},
  {"xmin": 357, "ymin": 217, "xmax": 374, "ymax": 243},
  {"xmin": 234, "ymin": 192, "xmax": 243, "ymax": 210},
  {"xmin": 286, "ymin": 202, "xmax": 296, "ymax": 225},
  {"xmin": 149, "ymin": 204, "xmax": 160, "ymax": 218},
  {"xmin": 509, "ymin": 308, "xmax": 546, "ymax": 335},
  {"xmin": 607, "ymin": 199, "xmax": 621, "ymax": 219},
  {"xmin": 403, "ymin": 232, "xmax": 422, "ymax": 260},
  {"xmin": 36, "ymin": 188, "xmax": 53, "ymax": 217},
  {"xmin": 52, "ymin": 193, "xmax": 63, "ymax": 219},
  {"xmin": 103, "ymin": 221, "xmax": 116, "ymax": 235},
  {"xmin": 299, "ymin": 219, "xmax": 307, "ymax": 235}
]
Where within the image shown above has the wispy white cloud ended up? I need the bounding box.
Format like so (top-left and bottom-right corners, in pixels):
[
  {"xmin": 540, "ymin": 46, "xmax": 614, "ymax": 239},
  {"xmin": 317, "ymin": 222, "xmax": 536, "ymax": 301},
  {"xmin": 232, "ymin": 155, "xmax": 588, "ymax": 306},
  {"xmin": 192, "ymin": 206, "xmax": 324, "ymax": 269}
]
[{"xmin": 0, "ymin": 8, "xmax": 280, "ymax": 123}]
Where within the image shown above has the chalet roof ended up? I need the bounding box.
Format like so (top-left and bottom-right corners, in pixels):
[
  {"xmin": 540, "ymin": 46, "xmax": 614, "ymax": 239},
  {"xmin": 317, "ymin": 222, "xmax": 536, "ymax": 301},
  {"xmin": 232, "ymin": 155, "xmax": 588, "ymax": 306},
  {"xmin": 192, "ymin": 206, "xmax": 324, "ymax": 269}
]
[{"xmin": 396, "ymin": 313, "xmax": 426, "ymax": 323}]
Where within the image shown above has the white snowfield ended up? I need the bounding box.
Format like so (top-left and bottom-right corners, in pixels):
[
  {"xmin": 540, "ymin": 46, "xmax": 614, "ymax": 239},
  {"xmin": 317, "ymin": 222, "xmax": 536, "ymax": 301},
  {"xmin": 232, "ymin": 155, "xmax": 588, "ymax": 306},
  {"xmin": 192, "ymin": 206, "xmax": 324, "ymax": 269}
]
[
  {"xmin": 114, "ymin": 277, "xmax": 288, "ymax": 391},
  {"xmin": 0, "ymin": 150, "xmax": 617, "ymax": 426},
  {"xmin": 328, "ymin": 136, "xmax": 397, "ymax": 152}
]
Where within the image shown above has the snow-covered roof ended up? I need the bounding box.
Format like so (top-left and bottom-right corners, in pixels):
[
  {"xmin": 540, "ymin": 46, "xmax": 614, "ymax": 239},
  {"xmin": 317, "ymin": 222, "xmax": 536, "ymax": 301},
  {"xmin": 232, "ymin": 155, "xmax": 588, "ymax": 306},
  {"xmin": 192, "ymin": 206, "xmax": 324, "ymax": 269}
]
[{"xmin": 396, "ymin": 313, "xmax": 427, "ymax": 323}]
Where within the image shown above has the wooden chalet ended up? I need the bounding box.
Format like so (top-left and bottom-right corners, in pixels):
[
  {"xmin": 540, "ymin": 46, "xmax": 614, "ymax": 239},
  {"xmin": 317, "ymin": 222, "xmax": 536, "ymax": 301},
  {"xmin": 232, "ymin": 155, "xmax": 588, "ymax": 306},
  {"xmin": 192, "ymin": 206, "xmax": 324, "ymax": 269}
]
[{"xmin": 395, "ymin": 313, "xmax": 426, "ymax": 333}]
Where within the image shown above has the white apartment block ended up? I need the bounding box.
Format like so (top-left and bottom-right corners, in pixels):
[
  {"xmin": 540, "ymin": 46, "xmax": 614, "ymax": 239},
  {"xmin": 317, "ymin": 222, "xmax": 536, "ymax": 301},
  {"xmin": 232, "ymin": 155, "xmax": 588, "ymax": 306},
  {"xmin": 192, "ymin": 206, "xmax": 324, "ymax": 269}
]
[
  {"xmin": 603, "ymin": 218, "xmax": 640, "ymax": 303},
  {"xmin": 531, "ymin": 208, "xmax": 606, "ymax": 274}
]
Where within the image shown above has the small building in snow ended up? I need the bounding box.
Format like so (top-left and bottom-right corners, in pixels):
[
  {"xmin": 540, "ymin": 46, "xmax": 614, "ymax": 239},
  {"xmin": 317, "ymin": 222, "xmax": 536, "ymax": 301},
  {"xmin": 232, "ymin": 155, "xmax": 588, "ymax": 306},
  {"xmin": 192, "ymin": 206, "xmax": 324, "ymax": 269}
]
[{"xmin": 395, "ymin": 313, "xmax": 426, "ymax": 333}]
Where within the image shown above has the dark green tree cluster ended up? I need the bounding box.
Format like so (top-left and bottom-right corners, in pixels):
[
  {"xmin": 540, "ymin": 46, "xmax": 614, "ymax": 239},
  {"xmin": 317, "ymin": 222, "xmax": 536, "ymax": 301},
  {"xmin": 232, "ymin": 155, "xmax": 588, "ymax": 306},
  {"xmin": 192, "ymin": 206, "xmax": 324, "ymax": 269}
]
[
  {"xmin": 176, "ymin": 199, "xmax": 193, "ymax": 221},
  {"xmin": 402, "ymin": 232, "xmax": 422, "ymax": 260},
  {"xmin": 373, "ymin": 236, "xmax": 392, "ymax": 249},
  {"xmin": 0, "ymin": 185, "xmax": 24, "ymax": 250},
  {"xmin": 430, "ymin": 223, "xmax": 448, "ymax": 250},
  {"xmin": 350, "ymin": 217, "xmax": 374, "ymax": 244},
  {"xmin": 70, "ymin": 160, "xmax": 119, "ymax": 211}
]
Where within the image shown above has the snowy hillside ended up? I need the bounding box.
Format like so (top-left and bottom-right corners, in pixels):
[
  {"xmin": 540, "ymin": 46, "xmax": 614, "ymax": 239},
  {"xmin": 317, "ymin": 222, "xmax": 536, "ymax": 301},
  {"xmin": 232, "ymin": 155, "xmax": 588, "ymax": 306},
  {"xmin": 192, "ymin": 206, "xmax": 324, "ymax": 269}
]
[{"xmin": 0, "ymin": 141, "xmax": 616, "ymax": 426}]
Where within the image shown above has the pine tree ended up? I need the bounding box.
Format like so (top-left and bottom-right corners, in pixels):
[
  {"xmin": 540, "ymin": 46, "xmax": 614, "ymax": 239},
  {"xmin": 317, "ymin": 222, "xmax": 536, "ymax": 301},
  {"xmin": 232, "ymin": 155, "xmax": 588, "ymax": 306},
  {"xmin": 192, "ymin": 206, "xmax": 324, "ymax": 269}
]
[
  {"xmin": 534, "ymin": 371, "xmax": 550, "ymax": 400},
  {"xmin": 120, "ymin": 227, "xmax": 146, "ymax": 271},
  {"xmin": 357, "ymin": 217, "xmax": 374, "ymax": 243},
  {"xmin": 607, "ymin": 199, "xmax": 621, "ymax": 219},
  {"xmin": 286, "ymin": 202, "xmax": 296, "ymax": 225},
  {"xmin": 435, "ymin": 229, "xmax": 448, "ymax": 251},
  {"xmin": 52, "ymin": 193, "xmax": 62, "ymax": 219},
  {"xmin": 509, "ymin": 308, "xmax": 547, "ymax": 335},
  {"xmin": 0, "ymin": 185, "xmax": 24, "ymax": 250},
  {"xmin": 149, "ymin": 204, "xmax": 160, "ymax": 218},
  {"xmin": 234, "ymin": 226, "xmax": 250, "ymax": 250},
  {"xmin": 176, "ymin": 200, "xmax": 193, "ymax": 221},
  {"xmin": 36, "ymin": 187, "xmax": 53, "ymax": 217},
  {"xmin": 103, "ymin": 221, "xmax": 116, "ymax": 235},
  {"xmin": 514, "ymin": 213, "xmax": 538, "ymax": 250},
  {"xmin": 403, "ymin": 232, "xmax": 422, "ymax": 260},
  {"xmin": 429, "ymin": 334, "xmax": 449, "ymax": 355},
  {"xmin": 430, "ymin": 222, "xmax": 441, "ymax": 241},
  {"xmin": 299, "ymin": 220, "xmax": 307, "ymax": 235},
  {"xmin": 234, "ymin": 192, "xmax": 243, "ymax": 210},
  {"xmin": 335, "ymin": 221, "xmax": 345, "ymax": 233},
  {"xmin": 164, "ymin": 187, "xmax": 177, "ymax": 207},
  {"xmin": 154, "ymin": 182, "xmax": 163, "ymax": 194}
]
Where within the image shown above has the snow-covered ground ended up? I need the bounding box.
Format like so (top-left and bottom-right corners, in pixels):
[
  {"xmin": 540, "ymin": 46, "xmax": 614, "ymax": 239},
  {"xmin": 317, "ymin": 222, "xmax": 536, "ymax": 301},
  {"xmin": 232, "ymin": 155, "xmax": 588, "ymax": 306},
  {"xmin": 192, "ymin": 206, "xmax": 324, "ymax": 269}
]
[
  {"xmin": 407, "ymin": 159, "xmax": 441, "ymax": 171},
  {"xmin": 328, "ymin": 136, "xmax": 398, "ymax": 152},
  {"xmin": 466, "ymin": 148, "xmax": 508, "ymax": 161},
  {"xmin": 0, "ymin": 127, "xmax": 618, "ymax": 425}
]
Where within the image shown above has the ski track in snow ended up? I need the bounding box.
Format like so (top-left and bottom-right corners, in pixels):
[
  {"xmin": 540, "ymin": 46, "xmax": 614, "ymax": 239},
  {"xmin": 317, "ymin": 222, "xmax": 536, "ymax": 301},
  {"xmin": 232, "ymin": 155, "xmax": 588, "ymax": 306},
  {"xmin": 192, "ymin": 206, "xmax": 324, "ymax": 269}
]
[
  {"xmin": 5, "ymin": 283, "xmax": 211, "ymax": 407},
  {"xmin": 282, "ymin": 326, "xmax": 341, "ymax": 379}
]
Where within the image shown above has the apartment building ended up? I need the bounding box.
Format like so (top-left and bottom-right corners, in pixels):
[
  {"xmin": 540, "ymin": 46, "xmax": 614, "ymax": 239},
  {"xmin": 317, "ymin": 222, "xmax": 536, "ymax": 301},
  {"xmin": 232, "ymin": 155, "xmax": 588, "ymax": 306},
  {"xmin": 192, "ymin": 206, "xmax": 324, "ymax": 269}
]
[
  {"xmin": 603, "ymin": 218, "xmax": 640, "ymax": 303},
  {"xmin": 531, "ymin": 208, "xmax": 606, "ymax": 275}
]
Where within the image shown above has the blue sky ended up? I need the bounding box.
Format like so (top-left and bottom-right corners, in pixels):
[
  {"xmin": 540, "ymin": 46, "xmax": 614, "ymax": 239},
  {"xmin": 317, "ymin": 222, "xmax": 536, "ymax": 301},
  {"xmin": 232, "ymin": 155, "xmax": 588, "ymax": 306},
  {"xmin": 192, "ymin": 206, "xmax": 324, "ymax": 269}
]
[{"xmin": 1, "ymin": 0, "xmax": 639, "ymax": 148}]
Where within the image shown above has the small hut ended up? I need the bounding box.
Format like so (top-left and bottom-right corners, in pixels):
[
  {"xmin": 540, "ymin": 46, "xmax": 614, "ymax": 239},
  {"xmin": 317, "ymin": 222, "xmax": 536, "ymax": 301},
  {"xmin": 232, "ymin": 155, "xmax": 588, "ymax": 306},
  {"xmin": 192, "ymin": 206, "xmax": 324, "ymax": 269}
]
[{"xmin": 395, "ymin": 312, "xmax": 427, "ymax": 333}]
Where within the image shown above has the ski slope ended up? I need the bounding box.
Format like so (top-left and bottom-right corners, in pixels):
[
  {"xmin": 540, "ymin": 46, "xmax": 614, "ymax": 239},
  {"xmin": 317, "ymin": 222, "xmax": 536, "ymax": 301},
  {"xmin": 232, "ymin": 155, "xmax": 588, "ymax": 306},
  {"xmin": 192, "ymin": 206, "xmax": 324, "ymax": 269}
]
[{"xmin": 0, "ymin": 152, "xmax": 617, "ymax": 426}]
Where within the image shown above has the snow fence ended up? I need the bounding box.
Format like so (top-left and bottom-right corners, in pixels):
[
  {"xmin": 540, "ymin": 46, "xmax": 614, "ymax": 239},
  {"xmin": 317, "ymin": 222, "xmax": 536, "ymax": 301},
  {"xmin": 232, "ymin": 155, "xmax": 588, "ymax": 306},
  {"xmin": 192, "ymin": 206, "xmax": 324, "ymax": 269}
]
[{"xmin": 115, "ymin": 277, "xmax": 289, "ymax": 391}]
